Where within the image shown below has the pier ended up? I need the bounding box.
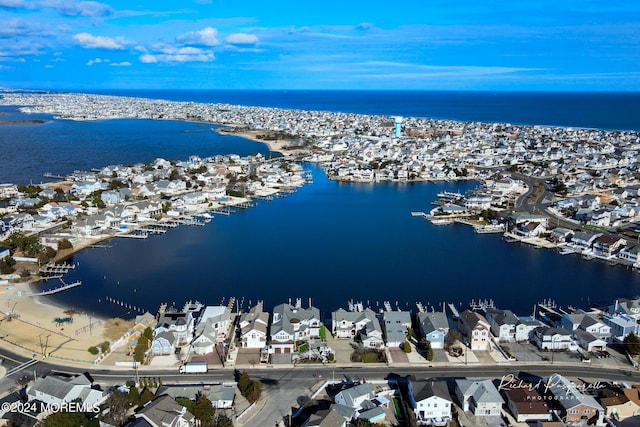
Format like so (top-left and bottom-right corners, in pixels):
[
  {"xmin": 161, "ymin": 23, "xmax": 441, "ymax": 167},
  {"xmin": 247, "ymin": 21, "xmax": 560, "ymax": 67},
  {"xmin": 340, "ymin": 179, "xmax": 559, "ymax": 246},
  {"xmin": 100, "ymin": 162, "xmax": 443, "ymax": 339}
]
[
  {"xmin": 104, "ymin": 296, "xmax": 145, "ymax": 314},
  {"xmin": 138, "ymin": 227, "xmax": 167, "ymax": 234},
  {"xmin": 42, "ymin": 172, "xmax": 66, "ymax": 180},
  {"xmin": 115, "ymin": 231, "xmax": 148, "ymax": 239},
  {"xmin": 31, "ymin": 280, "xmax": 82, "ymax": 296},
  {"xmin": 39, "ymin": 262, "xmax": 76, "ymax": 276}
]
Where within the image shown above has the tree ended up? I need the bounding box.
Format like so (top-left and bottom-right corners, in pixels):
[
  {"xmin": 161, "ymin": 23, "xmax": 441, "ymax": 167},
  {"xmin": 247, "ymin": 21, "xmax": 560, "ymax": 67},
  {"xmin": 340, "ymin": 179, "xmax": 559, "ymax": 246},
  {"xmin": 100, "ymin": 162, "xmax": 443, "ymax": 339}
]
[
  {"xmin": 134, "ymin": 335, "xmax": 149, "ymax": 363},
  {"xmin": 138, "ymin": 388, "xmax": 155, "ymax": 407},
  {"xmin": 624, "ymin": 332, "xmax": 640, "ymax": 355},
  {"xmin": 193, "ymin": 394, "xmax": 215, "ymax": 426},
  {"xmin": 102, "ymin": 390, "xmax": 132, "ymax": 426},
  {"xmin": 418, "ymin": 338, "xmax": 434, "ymax": 361},
  {"xmin": 143, "ymin": 326, "xmax": 154, "ymax": 341},
  {"xmin": 406, "ymin": 327, "xmax": 413, "ymax": 340},
  {"xmin": 36, "ymin": 410, "xmax": 94, "ymax": 427},
  {"xmin": 444, "ymin": 329, "xmax": 461, "ymax": 350},
  {"xmin": 176, "ymin": 397, "xmax": 195, "ymax": 415},
  {"xmin": 215, "ymin": 415, "xmax": 234, "ymax": 427},
  {"xmin": 58, "ymin": 238, "xmax": 73, "ymax": 250},
  {"xmin": 129, "ymin": 386, "xmax": 140, "ymax": 405}
]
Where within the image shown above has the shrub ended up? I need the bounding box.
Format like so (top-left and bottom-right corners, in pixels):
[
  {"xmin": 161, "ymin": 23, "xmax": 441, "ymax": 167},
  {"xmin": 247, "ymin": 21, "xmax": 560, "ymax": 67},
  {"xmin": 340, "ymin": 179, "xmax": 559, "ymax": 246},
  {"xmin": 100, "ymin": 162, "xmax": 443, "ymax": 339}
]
[
  {"xmin": 88, "ymin": 346, "xmax": 99, "ymax": 355},
  {"xmin": 100, "ymin": 341, "xmax": 110, "ymax": 353},
  {"xmin": 403, "ymin": 341, "xmax": 412, "ymax": 353},
  {"xmin": 57, "ymin": 238, "xmax": 73, "ymax": 250}
]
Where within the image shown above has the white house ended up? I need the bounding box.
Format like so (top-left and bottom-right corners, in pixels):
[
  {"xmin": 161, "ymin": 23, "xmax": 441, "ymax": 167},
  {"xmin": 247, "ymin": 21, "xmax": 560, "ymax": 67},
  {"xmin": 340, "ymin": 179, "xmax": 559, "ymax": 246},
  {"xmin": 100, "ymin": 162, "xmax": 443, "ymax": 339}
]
[
  {"xmin": 409, "ymin": 379, "xmax": 452, "ymax": 426},
  {"xmin": 455, "ymin": 379, "xmax": 503, "ymax": 416},
  {"xmin": 191, "ymin": 306, "xmax": 231, "ymax": 355},
  {"xmin": 27, "ymin": 373, "xmax": 106, "ymax": 410},
  {"xmin": 269, "ymin": 301, "xmax": 321, "ymax": 355},
  {"xmin": 239, "ymin": 302, "xmax": 269, "ymax": 349}
]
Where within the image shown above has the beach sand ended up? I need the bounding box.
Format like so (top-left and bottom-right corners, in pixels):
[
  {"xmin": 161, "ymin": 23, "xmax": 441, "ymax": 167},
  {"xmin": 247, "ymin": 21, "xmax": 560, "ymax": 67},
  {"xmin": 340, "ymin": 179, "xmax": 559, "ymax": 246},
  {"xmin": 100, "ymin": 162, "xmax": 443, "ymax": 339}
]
[{"xmin": 0, "ymin": 278, "xmax": 113, "ymax": 366}]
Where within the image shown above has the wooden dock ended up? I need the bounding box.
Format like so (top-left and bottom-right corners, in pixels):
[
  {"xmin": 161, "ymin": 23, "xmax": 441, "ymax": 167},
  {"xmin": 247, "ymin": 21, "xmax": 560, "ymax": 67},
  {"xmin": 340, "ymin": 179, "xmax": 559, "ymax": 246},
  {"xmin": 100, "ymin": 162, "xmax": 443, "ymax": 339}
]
[{"xmin": 31, "ymin": 280, "xmax": 82, "ymax": 296}]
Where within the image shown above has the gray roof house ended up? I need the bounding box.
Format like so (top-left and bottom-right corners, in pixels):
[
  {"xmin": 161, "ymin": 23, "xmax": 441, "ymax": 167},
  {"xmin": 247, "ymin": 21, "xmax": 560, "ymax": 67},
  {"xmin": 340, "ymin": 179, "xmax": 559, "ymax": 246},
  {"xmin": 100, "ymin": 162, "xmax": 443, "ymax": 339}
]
[
  {"xmin": 126, "ymin": 394, "xmax": 195, "ymax": 427},
  {"xmin": 543, "ymin": 374, "xmax": 605, "ymax": 426},
  {"xmin": 408, "ymin": 378, "xmax": 453, "ymax": 426},
  {"xmin": 269, "ymin": 301, "xmax": 321, "ymax": 357},
  {"xmin": 335, "ymin": 383, "xmax": 376, "ymax": 409},
  {"xmin": 156, "ymin": 383, "xmax": 236, "ymax": 409},
  {"xmin": 417, "ymin": 312, "xmax": 452, "ymax": 349},
  {"xmin": 239, "ymin": 302, "xmax": 270, "ymax": 349},
  {"xmin": 381, "ymin": 310, "xmax": 411, "ymax": 348},
  {"xmin": 191, "ymin": 306, "xmax": 231, "ymax": 355},
  {"xmin": 26, "ymin": 373, "xmax": 106, "ymax": 409},
  {"xmin": 454, "ymin": 379, "xmax": 503, "ymax": 416}
]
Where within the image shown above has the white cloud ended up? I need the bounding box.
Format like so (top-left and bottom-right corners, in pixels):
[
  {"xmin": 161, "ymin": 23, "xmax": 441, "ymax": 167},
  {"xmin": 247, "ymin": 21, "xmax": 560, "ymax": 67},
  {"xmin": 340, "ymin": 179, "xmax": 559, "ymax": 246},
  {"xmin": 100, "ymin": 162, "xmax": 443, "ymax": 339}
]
[
  {"xmin": 87, "ymin": 57, "xmax": 103, "ymax": 65},
  {"xmin": 60, "ymin": 1, "xmax": 113, "ymax": 17},
  {"xmin": 139, "ymin": 54, "xmax": 157, "ymax": 63},
  {"xmin": 176, "ymin": 27, "xmax": 220, "ymax": 46},
  {"xmin": 225, "ymin": 33, "xmax": 258, "ymax": 45},
  {"xmin": 73, "ymin": 32, "xmax": 127, "ymax": 49},
  {"xmin": 110, "ymin": 61, "xmax": 131, "ymax": 67}
]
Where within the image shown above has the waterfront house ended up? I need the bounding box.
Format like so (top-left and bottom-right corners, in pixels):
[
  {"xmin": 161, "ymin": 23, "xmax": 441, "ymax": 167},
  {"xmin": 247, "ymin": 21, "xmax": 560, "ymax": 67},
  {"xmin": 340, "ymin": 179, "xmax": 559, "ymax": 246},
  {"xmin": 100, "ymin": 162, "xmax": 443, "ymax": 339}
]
[
  {"xmin": 592, "ymin": 235, "xmax": 627, "ymax": 258},
  {"xmin": 269, "ymin": 300, "xmax": 321, "ymax": 355},
  {"xmin": 604, "ymin": 314, "xmax": 640, "ymax": 343},
  {"xmin": 568, "ymin": 231, "xmax": 602, "ymax": 253},
  {"xmin": 515, "ymin": 221, "xmax": 546, "ymax": 238},
  {"xmin": 417, "ymin": 311, "xmax": 452, "ymax": 349},
  {"xmin": 502, "ymin": 383, "xmax": 552, "ymax": 423},
  {"xmin": 381, "ymin": 310, "xmax": 412, "ymax": 348},
  {"xmin": 484, "ymin": 308, "xmax": 523, "ymax": 342},
  {"xmin": 238, "ymin": 302, "xmax": 269, "ymax": 349},
  {"xmin": 454, "ymin": 379, "xmax": 503, "ymax": 416},
  {"xmin": 550, "ymin": 227, "xmax": 575, "ymax": 244},
  {"xmin": 27, "ymin": 373, "xmax": 106, "ymax": 410},
  {"xmin": 598, "ymin": 385, "xmax": 640, "ymax": 422},
  {"xmin": 459, "ymin": 310, "xmax": 493, "ymax": 351},
  {"xmin": 572, "ymin": 329, "xmax": 607, "ymax": 352},
  {"xmin": 532, "ymin": 326, "xmax": 577, "ymax": 351},
  {"xmin": 560, "ymin": 310, "xmax": 611, "ymax": 340},
  {"xmin": 155, "ymin": 306, "xmax": 195, "ymax": 347},
  {"xmin": 0, "ymin": 246, "xmax": 9, "ymax": 259},
  {"xmin": 191, "ymin": 306, "xmax": 232, "ymax": 355},
  {"xmin": 156, "ymin": 383, "xmax": 236, "ymax": 409},
  {"xmin": 542, "ymin": 374, "xmax": 605, "ymax": 426},
  {"xmin": 608, "ymin": 298, "xmax": 640, "ymax": 320},
  {"xmin": 331, "ymin": 307, "xmax": 382, "ymax": 346},
  {"xmin": 125, "ymin": 394, "xmax": 195, "ymax": 427},
  {"xmin": 408, "ymin": 378, "xmax": 452, "ymax": 426}
]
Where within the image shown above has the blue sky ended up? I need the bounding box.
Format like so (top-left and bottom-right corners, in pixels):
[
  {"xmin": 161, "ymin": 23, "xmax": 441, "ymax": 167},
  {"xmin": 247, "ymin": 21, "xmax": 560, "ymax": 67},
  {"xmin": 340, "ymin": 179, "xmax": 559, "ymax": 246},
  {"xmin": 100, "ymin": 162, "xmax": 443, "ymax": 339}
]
[{"xmin": 1, "ymin": 0, "xmax": 639, "ymax": 91}]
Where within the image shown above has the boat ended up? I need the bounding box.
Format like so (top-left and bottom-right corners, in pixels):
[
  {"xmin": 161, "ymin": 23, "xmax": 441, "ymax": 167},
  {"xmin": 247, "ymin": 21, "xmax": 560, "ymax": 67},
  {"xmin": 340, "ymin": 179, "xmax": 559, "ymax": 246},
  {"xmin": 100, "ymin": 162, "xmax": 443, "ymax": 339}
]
[{"xmin": 429, "ymin": 218, "xmax": 454, "ymax": 225}]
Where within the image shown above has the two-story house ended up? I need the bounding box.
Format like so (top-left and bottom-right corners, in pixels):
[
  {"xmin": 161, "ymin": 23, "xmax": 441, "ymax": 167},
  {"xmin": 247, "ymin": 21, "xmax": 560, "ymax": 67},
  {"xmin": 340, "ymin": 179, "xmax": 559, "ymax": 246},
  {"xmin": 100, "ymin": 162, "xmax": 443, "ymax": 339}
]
[
  {"xmin": 459, "ymin": 310, "xmax": 493, "ymax": 351},
  {"xmin": 269, "ymin": 301, "xmax": 321, "ymax": 355}
]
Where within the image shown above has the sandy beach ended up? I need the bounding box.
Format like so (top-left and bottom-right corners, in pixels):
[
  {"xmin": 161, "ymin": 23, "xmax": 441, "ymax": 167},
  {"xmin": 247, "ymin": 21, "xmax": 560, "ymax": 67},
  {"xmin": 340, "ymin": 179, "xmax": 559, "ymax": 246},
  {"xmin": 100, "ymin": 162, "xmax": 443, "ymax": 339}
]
[{"xmin": 0, "ymin": 279, "xmax": 112, "ymax": 365}]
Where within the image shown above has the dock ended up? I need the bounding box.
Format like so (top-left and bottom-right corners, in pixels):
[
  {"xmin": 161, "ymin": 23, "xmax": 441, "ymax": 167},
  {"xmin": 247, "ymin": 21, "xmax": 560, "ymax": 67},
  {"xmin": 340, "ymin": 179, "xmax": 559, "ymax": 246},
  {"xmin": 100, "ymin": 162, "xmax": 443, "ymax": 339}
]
[
  {"xmin": 39, "ymin": 262, "xmax": 76, "ymax": 275},
  {"xmin": 115, "ymin": 231, "xmax": 148, "ymax": 239},
  {"xmin": 447, "ymin": 303, "xmax": 460, "ymax": 319},
  {"xmin": 31, "ymin": 280, "xmax": 82, "ymax": 296},
  {"xmin": 42, "ymin": 172, "xmax": 66, "ymax": 180}
]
